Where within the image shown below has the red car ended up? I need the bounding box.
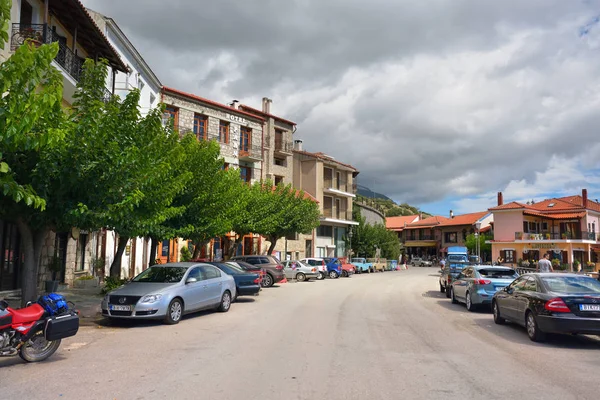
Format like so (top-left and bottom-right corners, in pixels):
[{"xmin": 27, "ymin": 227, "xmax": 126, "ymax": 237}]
[{"xmin": 339, "ymin": 258, "xmax": 356, "ymax": 278}]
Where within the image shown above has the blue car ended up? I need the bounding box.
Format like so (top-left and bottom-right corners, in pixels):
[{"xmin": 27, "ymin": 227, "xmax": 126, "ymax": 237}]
[
  {"xmin": 450, "ymin": 266, "xmax": 519, "ymax": 311},
  {"xmin": 322, "ymin": 257, "xmax": 343, "ymax": 279}
]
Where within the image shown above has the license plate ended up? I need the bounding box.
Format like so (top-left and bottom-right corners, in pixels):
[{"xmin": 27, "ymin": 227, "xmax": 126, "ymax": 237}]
[
  {"xmin": 495, "ymin": 287, "xmax": 505, "ymax": 291},
  {"xmin": 579, "ymin": 304, "xmax": 600, "ymax": 311},
  {"xmin": 109, "ymin": 305, "xmax": 131, "ymax": 311}
]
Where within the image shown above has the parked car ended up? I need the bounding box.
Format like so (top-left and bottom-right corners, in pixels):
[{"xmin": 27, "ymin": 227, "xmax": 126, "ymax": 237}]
[
  {"xmin": 282, "ymin": 260, "xmax": 319, "ymax": 281},
  {"xmin": 225, "ymin": 260, "xmax": 266, "ymax": 284},
  {"xmin": 101, "ymin": 263, "xmax": 235, "ymax": 324},
  {"xmin": 492, "ymin": 273, "xmax": 600, "ymax": 342},
  {"xmin": 322, "ymin": 257, "xmax": 343, "ymax": 279},
  {"xmin": 302, "ymin": 258, "xmax": 327, "ymax": 280},
  {"xmin": 340, "ymin": 260, "xmax": 356, "ymax": 277},
  {"xmin": 230, "ymin": 255, "xmax": 285, "ymax": 288},
  {"xmin": 351, "ymin": 258, "xmax": 373, "ymax": 274},
  {"xmin": 411, "ymin": 257, "xmax": 433, "ymax": 267},
  {"xmin": 208, "ymin": 262, "xmax": 261, "ymax": 300},
  {"xmin": 439, "ymin": 261, "xmax": 469, "ymax": 297},
  {"xmin": 368, "ymin": 258, "xmax": 386, "ymax": 272},
  {"xmin": 450, "ymin": 266, "xmax": 519, "ymax": 311},
  {"xmin": 387, "ymin": 260, "xmax": 399, "ymax": 271}
]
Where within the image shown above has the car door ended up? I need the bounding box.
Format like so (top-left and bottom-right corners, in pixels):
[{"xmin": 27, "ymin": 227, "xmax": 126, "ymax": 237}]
[
  {"xmin": 514, "ymin": 276, "xmax": 538, "ymax": 326},
  {"xmin": 501, "ymin": 276, "xmax": 529, "ymax": 320},
  {"xmin": 283, "ymin": 261, "xmax": 294, "ymax": 279},
  {"xmin": 454, "ymin": 268, "xmax": 471, "ymax": 300},
  {"xmin": 181, "ymin": 267, "xmax": 205, "ymax": 311},
  {"xmin": 200, "ymin": 265, "xmax": 223, "ymax": 307}
]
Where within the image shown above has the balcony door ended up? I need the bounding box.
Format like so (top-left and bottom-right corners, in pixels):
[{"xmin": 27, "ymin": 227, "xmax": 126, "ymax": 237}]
[
  {"xmin": 240, "ymin": 127, "xmax": 251, "ymax": 153},
  {"xmin": 20, "ymin": 1, "xmax": 33, "ymax": 25}
]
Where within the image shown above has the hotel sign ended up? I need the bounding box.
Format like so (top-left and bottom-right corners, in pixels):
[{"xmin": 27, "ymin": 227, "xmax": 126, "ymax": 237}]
[
  {"xmin": 228, "ymin": 114, "xmax": 246, "ymax": 124},
  {"xmin": 530, "ymin": 243, "xmax": 556, "ymax": 249}
]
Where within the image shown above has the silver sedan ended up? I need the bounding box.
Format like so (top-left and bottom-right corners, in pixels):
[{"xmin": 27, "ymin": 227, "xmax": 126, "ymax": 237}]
[
  {"xmin": 282, "ymin": 260, "xmax": 320, "ymax": 281},
  {"xmin": 101, "ymin": 262, "xmax": 236, "ymax": 324}
]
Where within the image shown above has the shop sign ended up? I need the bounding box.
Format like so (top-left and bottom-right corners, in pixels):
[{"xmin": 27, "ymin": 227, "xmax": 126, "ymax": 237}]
[{"xmin": 530, "ymin": 243, "xmax": 556, "ymax": 249}]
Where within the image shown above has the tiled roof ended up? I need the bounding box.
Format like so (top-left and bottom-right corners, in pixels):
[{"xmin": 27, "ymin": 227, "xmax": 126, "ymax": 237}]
[
  {"xmin": 162, "ymin": 87, "xmax": 265, "ymax": 121},
  {"xmin": 437, "ymin": 211, "xmax": 488, "ymax": 227},
  {"xmin": 405, "ymin": 215, "xmax": 449, "ymax": 229},
  {"xmin": 489, "ymin": 194, "xmax": 600, "ymax": 213},
  {"xmin": 386, "ymin": 215, "xmax": 420, "ymax": 230},
  {"xmin": 293, "ymin": 150, "xmax": 358, "ymax": 172},
  {"xmin": 238, "ymin": 104, "xmax": 296, "ymax": 126},
  {"xmin": 523, "ymin": 210, "xmax": 586, "ymax": 220},
  {"xmin": 488, "ymin": 201, "xmax": 528, "ymax": 211},
  {"xmin": 554, "ymin": 195, "xmax": 600, "ymax": 212}
]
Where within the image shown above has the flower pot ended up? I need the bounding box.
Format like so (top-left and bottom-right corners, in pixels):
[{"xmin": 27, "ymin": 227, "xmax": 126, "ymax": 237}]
[{"xmin": 45, "ymin": 280, "xmax": 59, "ymax": 293}]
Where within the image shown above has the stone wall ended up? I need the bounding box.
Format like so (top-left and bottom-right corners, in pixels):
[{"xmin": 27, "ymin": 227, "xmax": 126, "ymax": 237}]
[{"xmin": 356, "ymin": 203, "xmax": 385, "ymax": 226}]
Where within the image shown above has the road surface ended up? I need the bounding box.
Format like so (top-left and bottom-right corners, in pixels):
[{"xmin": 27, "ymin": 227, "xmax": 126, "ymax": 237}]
[{"xmin": 1, "ymin": 267, "xmax": 599, "ymax": 399}]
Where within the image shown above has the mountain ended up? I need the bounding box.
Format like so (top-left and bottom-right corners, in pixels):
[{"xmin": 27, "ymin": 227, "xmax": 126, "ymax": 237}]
[
  {"xmin": 356, "ymin": 186, "xmax": 393, "ymax": 201},
  {"xmin": 355, "ymin": 185, "xmax": 431, "ymax": 218}
]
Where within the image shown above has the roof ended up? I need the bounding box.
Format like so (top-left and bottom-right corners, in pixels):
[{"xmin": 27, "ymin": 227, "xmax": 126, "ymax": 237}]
[
  {"xmin": 437, "ymin": 211, "xmax": 488, "ymax": 227},
  {"xmin": 490, "ymin": 194, "xmax": 600, "ymax": 214},
  {"xmin": 405, "ymin": 215, "xmax": 449, "ymax": 229},
  {"xmin": 294, "ymin": 150, "xmax": 358, "ymax": 172},
  {"xmin": 386, "ymin": 215, "xmax": 420, "ymax": 230},
  {"xmin": 238, "ymin": 104, "xmax": 296, "ymax": 126},
  {"xmin": 162, "ymin": 87, "xmax": 265, "ymax": 121},
  {"xmin": 522, "ymin": 210, "xmax": 587, "ymax": 220},
  {"xmin": 55, "ymin": 1, "xmax": 127, "ymax": 72},
  {"xmin": 488, "ymin": 201, "xmax": 528, "ymax": 211}
]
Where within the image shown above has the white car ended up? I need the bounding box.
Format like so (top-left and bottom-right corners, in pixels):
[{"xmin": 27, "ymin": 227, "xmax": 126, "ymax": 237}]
[
  {"xmin": 301, "ymin": 258, "xmax": 327, "ymax": 280},
  {"xmin": 411, "ymin": 257, "xmax": 433, "ymax": 267},
  {"xmin": 282, "ymin": 260, "xmax": 320, "ymax": 281}
]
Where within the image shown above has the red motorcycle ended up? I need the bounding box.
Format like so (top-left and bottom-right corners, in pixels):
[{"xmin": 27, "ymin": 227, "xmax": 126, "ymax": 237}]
[{"xmin": 0, "ymin": 296, "xmax": 79, "ymax": 363}]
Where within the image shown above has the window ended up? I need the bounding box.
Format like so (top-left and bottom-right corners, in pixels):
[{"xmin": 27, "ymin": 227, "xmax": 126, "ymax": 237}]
[
  {"xmin": 240, "ymin": 127, "xmax": 251, "ymax": 152},
  {"xmin": 187, "ymin": 267, "xmax": 202, "ymax": 281},
  {"xmin": 240, "ymin": 166, "xmax": 251, "ymax": 183},
  {"xmin": 305, "ymin": 240, "xmax": 312, "ymax": 258},
  {"xmin": 201, "ymin": 266, "xmax": 221, "ymax": 280},
  {"xmin": 542, "ymin": 222, "xmax": 548, "ymax": 231},
  {"xmin": 324, "ymin": 168, "xmax": 333, "ymax": 188},
  {"xmin": 501, "ymin": 250, "xmax": 515, "ymax": 263},
  {"xmin": 78, "ymin": 233, "xmax": 88, "ymax": 271},
  {"xmin": 219, "ymin": 121, "xmax": 229, "ymax": 143},
  {"xmin": 274, "ymin": 157, "xmax": 285, "ymax": 166},
  {"xmin": 323, "ymin": 196, "xmax": 333, "ymax": 217},
  {"xmin": 523, "ymin": 277, "xmax": 538, "ymax": 292},
  {"xmin": 444, "ymin": 232, "xmax": 457, "ymax": 243},
  {"xmin": 194, "ymin": 114, "xmax": 207, "ymax": 140},
  {"xmin": 275, "ymin": 129, "xmax": 284, "ymax": 150},
  {"xmin": 509, "ymin": 276, "xmax": 528, "ymax": 292},
  {"xmin": 274, "ymin": 175, "xmax": 284, "ymax": 185},
  {"xmin": 317, "ymin": 225, "xmax": 333, "ymax": 237},
  {"xmin": 161, "ymin": 240, "xmax": 170, "ymax": 257},
  {"xmin": 165, "ymin": 106, "xmax": 178, "ymax": 128}
]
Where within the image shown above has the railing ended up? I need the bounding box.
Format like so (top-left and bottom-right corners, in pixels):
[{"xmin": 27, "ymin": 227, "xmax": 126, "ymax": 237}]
[
  {"xmin": 322, "ymin": 209, "xmax": 352, "ymax": 220},
  {"xmin": 12, "ymin": 24, "xmax": 85, "ymax": 82},
  {"xmin": 515, "ymin": 231, "xmax": 599, "ymax": 241},
  {"xmin": 239, "ymin": 144, "xmax": 262, "ymax": 160},
  {"xmin": 274, "ymin": 139, "xmax": 293, "ymax": 153}
]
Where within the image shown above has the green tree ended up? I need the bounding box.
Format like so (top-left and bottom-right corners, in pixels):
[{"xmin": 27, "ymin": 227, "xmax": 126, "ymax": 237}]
[
  {"xmin": 348, "ymin": 208, "xmax": 401, "ymax": 259},
  {"xmin": 464, "ymin": 233, "xmax": 492, "ymax": 257}
]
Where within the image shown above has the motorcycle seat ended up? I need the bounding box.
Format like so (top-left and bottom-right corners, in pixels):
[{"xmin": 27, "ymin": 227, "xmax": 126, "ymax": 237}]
[{"xmin": 9, "ymin": 304, "xmax": 45, "ymax": 324}]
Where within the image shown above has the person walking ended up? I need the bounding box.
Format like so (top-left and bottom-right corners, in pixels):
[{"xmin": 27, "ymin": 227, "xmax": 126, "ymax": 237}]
[{"xmin": 537, "ymin": 253, "xmax": 554, "ymax": 273}]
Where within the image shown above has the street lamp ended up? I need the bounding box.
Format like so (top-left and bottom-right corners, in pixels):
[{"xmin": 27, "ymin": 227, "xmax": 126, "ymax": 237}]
[{"xmin": 474, "ymin": 221, "xmax": 482, "ymax": 263}]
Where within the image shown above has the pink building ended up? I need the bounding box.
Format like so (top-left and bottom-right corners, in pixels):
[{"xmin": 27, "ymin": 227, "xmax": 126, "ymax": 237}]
[{"xmin": 488, "ymin": 190, "xmax": 600, "ymax": 271}]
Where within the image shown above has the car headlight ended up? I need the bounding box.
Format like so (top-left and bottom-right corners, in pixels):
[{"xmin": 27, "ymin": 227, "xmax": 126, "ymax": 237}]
[
  {"xmin": 103, "ymin": 294, "xmax": 109, "ymax": 303},
  {"xmin": 140, "ymin": 294, "xmax": 163, "ymax": 304}
]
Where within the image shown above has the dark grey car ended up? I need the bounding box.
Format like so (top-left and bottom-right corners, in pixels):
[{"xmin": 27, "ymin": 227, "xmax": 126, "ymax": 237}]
[{"xmin": 230, "ymin": 255, "xmax": 285, "ymax": 287}]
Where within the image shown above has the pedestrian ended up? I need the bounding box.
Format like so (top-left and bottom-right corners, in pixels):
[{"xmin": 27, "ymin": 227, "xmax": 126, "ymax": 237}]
[
  {"xmin": 496, "ymin": 256, "xmax": 504, "ymax": 266},
  {"xmin": 440, "ymin": 258, "xmax": 446, "ymax": 270},
  {"xmin": 537, "ymin": 253, "xmax": 554, "ymax": 273}
]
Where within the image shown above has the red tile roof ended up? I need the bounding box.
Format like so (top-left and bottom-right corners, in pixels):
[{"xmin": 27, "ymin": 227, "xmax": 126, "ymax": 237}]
[
  {"xmin": 294, "ymin": 150, "xmax": 358, "ymax": 172},
  {"xmin": 238, "ymin": 104, "xmax": 296, "ymax": 126},
  {"xmin": 405, "ymin": 215, "xmax": 449, "ymax": 229},
  {"xmin": 489, "ymin": 194, "xmax": 600, "ymax": 213},
  {"xmin": 523, "ymin": 210, "xmax": 586, "ymax": 220},
  {"xmin": 488, "ymin": 201, "xmax": 528, "ymax": 211},
  {"xmin": 386, "ymin": 215, "xmax": 420, "ymax": 230},
  {"xmin": 437, "ymin": 211, "xmax": 488, "ymax": 227},
  {"xmin": 162, "ymin": 87, "xmax": 265, "ymax": 121}
]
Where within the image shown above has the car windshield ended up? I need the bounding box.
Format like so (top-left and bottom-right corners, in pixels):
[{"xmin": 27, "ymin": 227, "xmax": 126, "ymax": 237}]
[
  {"xmin": 448, "ymin": 255, "xmax": 468, "ymax": 262},
  {"xmin": 478, "ymin": 268, "xmax": 518, "ymax": 279},
  {"xmin": 216, "ymin": 263, "xmax": 244, "ymax": 275},
  {"xmin": 132, "ymin": 267, "xmax": 188, "ymax": 283},
  {"xmin": 541, "ymin": 276, "xmax": 600, "ymax": 294}
]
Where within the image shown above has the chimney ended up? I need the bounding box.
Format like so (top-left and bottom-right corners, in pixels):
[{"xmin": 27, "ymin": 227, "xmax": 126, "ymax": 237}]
[
  {"xmin": 230, "ymin": 100, "xmax": 239, "ymax": 109},
  {"xmin": 583, "ymin": 188, "xmax": 588, "ymax": 209},
  {"xmin": 293, "ymin": 139, "xmax": 303, "ymax": 151},
  {"xmin": 497, "ymin": 192, "xmax": 503, "ymax": 206},
  {"xmin": 449, "ymin": 210, "xmax": 454, "ymax": 219},
  {"xmin": 262, "ymin": 97, "xmax": 272, "ymax": 114}
]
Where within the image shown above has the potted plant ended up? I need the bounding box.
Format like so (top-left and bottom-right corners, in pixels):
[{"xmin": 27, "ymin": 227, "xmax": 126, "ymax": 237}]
[
  {"xmin": 551, "ymin": 258, "xmax": 560, "ymax": 269},
  {"xmin": 545, "ymin": 233, "xmax": 550, "ymax": 240},
  {"xmin": 44, "ymin": 255, "xmax": 62, "ymax": 293},
  {"xmin": 21, "ymin": 27, "xmax": 43, "ymax": 47},
  {"xmin": 574, "ymin": 260, "xmax": 582, "ymax": 272}
]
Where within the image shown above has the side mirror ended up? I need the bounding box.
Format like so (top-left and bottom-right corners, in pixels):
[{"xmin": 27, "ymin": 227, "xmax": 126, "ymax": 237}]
[{"xmin": 186, "ymin": 277, "xmax": 198, "ymax": 284}]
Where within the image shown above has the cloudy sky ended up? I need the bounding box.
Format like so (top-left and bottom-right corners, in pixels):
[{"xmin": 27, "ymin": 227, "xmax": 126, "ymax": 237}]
[{"xmin": 82, "ymin": 0, "xmax": 600, "ymax": 215}]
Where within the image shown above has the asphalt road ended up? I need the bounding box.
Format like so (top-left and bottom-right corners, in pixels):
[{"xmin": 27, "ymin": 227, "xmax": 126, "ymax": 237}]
[{"xmin": 1, "ymin": 267, "xmax": 599, "ymax": 400}]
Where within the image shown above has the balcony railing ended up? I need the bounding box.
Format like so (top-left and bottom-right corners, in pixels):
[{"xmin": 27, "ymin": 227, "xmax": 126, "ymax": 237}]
[
  {"xmin": 12, "ymin": 24, "xmax": 85, "ymax": 82},
  {"xmin": 322, "ymin": 209, "xmax": 352, "ymax": 220},
  {"xmin": 405, "ymin": 235, "xmax": 435, "ymax": 241},
  {"xmin": 515, "ymin": 231, "xmax": 599, "ymax": 241},
  {"xmin": 272, "ymin": 137, "xmax": 293, "ymax": 153},
  {"xmin": 239, "ymin": 144, "xmax": 262, "ymax": 161}
]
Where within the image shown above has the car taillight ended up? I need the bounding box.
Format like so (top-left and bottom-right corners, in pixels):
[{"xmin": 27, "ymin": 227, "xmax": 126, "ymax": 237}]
[
  {"xmin": 276, "ymin": 265, "xmax": 283, "ymax": 270},
  {"xmin": 253, "ymin": 277, "xmax": 261, "ymax": 284},
  {"xmin": 473, "ymin": 279, "xmax": 491, "ymax": 285},
  {"xmin": 312, "ymin": 268, "xmax": 316, "ymax": 272},
  {"xmin": 544, "ymin": 298, "xmax": 571, "ymax": 313}
]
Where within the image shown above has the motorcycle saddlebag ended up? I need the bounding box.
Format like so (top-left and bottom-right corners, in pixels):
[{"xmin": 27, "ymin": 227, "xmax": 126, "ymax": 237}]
[{"xmin": 44, "ymin": 312, "xmax": 79, "ymax": 341}]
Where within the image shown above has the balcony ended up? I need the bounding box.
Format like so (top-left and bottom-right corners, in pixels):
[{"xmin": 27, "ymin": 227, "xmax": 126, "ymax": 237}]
[
  {"xmin": 324, "ymin": 179, "xmax": 354, "ymax": 197},
  {"xmin": 239, "ymin": 144, "xmax": 262, "ymax": 162},
  {"xmin": 515, "ymin": 231, "xmax": 599, "ymax": 241},
  {"xmin": 322, "ymin": 209, "xmax": 352, "ymax": 221},
  {"xmin": 12, "ymin": 24, "xmax": 84, "ymax": 83},
  {"xmin": 406, "ymin": 235, "xmax": 435, "ymax": 241},
  {"xmin": 267, "ymin": 136, "xmax": 293, "ymax": 154}
]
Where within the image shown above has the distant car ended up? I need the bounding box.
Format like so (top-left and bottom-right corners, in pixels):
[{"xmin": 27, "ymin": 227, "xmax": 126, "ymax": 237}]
[
  {"xmin": 411, "ymin": 257, "xmax": 433, "ymax": 267},
  {"xmin": 450, "ymin": 266, "xmax": 519, "ymax": 311},
  {"xmin": 101, "ymin": 263, "xmax": 236, "ymax": 324},
  {"xmin": 340, "ymin": 261, "xmax": 356, "ymax": 277},
  {"xmin": 301, "ymin": 258, "xmax": 327, "ymax": 280},
  {"xmin": 492, "ymin": 273, "xmax": 600, "ymax": 342},
  {"xmin": 351, "ymin": 258, "xmax": 373, "ymax": 274},
  {"xmin": 322, "ymin": 257, "xmax": 343, "ymax": 279},
  {"xmin": 368, "ymin": 258, "xmax": 387, "ymax": 272},
  {"xmin": 282, "ymin": 260, "xmax": 320, "ymax": 281},
  {"xmin": 208, "ymin": 262, "xmax": 261, "ymax": 300},
  {"xmin": 230, "ymin": 255, "xmax": 285, "ymax": 287},
  {"xmin": 225, "ymin": 260, "xmax": 266, "ymax": 283},
  {"xmin": 439, "ymin": 261, "xmax": 469, "ymax": 297}
]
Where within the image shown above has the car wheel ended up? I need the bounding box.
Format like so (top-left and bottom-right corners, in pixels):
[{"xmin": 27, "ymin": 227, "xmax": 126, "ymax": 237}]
[
  {"xmin": 451, "ymin": 287, "xmax": 458, "ymax": 304},
  {"xmin": 445, "ymin": 285, "xmax": 451, "ymax": 298},
  {"xmin": 526, "ymin": 310, "xmax": 546, "ymax": 342},
  {"xmin": 164, "ymin": 298, "xmax": 183, "ymax": 325},
  {"xmin": 492, "ymin": 301, "xmax": 505, "ymax": 325},
  {"xmin": 296, "ymin": 272, "xmax": 306, "ymax": 282},
  {"xmin": 317, "ymin": 272, "xmax": 325, "ymax": 280},
  {"xmin": 217, "ymin": 291, "xmax": 232, "ymax": 312},
  {"xmin": 465, "ymin": 291, "xmax": 476, "ymax": 312},
  {"xmin": 439, "ymin": 283, "xmax": 445, "ymax": 293},
  {"xmin": 342, "ymin": 270, "xmax": 348, "ymax": 277},
  {"xmin": 262, "ymin": 274, "xmax": 274, "ymax": 287},
  {"xmin": 329, "ymin": 271, "xmax": 339, "ymax": 279}
]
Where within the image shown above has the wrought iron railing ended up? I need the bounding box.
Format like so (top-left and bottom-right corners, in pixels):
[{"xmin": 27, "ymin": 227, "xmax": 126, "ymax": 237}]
[
  {"xmin": 515, "ymin": 231, "xmax": 599, "ymax": 241},
  {"xmin": 11, "ymin": 23, "xmax": 84, "ymax": 82},
  {"xmin": 268, "ymin": 136, "xmax": 293, "ymax": 153}
]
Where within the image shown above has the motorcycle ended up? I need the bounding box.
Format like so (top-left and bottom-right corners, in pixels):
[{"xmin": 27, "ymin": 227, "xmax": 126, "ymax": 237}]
[{"xmin": 0, "ymin": 295, "xmax": 79, "ymax": 363}]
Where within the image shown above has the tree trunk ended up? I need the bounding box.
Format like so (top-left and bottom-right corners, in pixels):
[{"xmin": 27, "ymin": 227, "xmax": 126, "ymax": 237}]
[
  {"xmin": 16, "ymin": 219, "xmax": 48, "ymax": 307},
  {"xmin": 110, "ymin": 236, "xmax": 129, "ymax": 278},
  {"xmin": 149, "ymin": 236, "xmax": 158, "ymax": 267},
  {"xmin": 192, "ymin": 239, "xmax": 209, "ymax": 260},
  {"xmin": 266, "ymin": 236, "xmax": 278, "ymax": 256},
  {"xmin": 228, "ymin": 237, "xmax": 244, "ymax": 258}
]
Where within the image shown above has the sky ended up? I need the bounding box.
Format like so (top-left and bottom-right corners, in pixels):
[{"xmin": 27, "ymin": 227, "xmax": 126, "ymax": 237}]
[{"xmin": 82, "ymin": 0, "xmax": 600, "ymax": 216}]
